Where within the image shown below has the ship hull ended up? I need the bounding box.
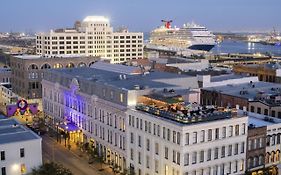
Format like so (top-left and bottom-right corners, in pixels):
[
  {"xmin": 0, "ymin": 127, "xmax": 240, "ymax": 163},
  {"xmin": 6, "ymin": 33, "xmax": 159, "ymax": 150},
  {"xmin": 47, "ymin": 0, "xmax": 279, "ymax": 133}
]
[{"xmin": 188, "ymin": 44, "xmax": 215, "ymax": 52}]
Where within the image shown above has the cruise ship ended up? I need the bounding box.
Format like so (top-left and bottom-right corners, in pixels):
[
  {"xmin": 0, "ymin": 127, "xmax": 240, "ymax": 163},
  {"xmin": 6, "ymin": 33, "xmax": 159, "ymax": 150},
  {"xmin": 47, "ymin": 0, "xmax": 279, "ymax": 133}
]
[{"xmin": 147, "ymin": 20, "xmax": 216, "ymax": 54}]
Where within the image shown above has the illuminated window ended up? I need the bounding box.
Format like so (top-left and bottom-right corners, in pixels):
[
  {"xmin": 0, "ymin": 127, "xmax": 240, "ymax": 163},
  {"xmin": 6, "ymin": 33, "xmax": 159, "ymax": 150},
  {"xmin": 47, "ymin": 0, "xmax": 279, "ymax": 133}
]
[
  {"xmin": 120, "ymin": 93, "xmax": 124, "ymax": 103},
  {"xmin": 21, "ymin": 164, "xmax": 26, "ymax": 174}
]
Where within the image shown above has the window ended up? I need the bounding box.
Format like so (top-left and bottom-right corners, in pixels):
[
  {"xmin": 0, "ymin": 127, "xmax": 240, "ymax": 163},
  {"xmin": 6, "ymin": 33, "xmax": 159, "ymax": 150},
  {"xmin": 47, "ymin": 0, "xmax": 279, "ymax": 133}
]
[
  {"xmin": 264, "ymin": 109, "xmax": 269, "ymax": 115},
  {"xmin": 146, "ymin": 139, "xmax": 150, "ymax": 151},
  {"xmin": 155, "ymin": 160, "xmax": 159, "ymax": 173},
  {"xmin": 0, "ymin": 151, "xmax": 5, "ymax": 160},
  {"xmin": 215, "ymin": 128, "xmax": 219, "ymax": 140},
  {"xmin": 184, "ymin": 153, "xmax": 189, "ymax": 166},
  {"xmin": 193, "ymin": 132, "xmax": 197, "ymax": 144},
  {"xmin": 228, "ymin": 145, "xmax": 232, "ymax": 156},
  {"xmin": 222, "ymin": 127, "xmax": 226, "ymax": 138},
  {"xmin": 272, "ymin": 110, "xmax": 276, "ymax": 117},
  {"xmin": 242, "ymin": 123, "xmax": 246, "ymax": 135},
  {"xmin": 200, "ymin": 130, "xmax": 205, "ymax": 142},
  {"xmin": 229, "ymin": 126, "xmax": 233, "ymax": 137},
  {"xmin": 250, "ymin": 106, "xmax": 255, "ymax": 112},
  {"xmin": 138, "ymin": 152, "xmax": 141, "ymax": 164},
  {"xmin": 1, "ymin": 167, "xmax": 6, "ymax": 175},
  {"xmin": 234, "ymin": 143, "xmax": 239, "ymax": 155},
  {"xmin": 200, "ymin": 150, "xmax": 204, "ymax": 162},
  {"xmin": 257, "ymin": 107, "xmax": 261, "ymax": 114},
  {"xmin": 192, "ymin": 152, "xmax": 197, "ymax": 164},
  {"xmin": 130, "ymin": 149, "xmax": 134, "ymax": 160},
  {"xmin": 208, "ymin": 129, "xmax": 212, "ymax": 141},
  {"xmin": 235, "ymin": 125, "xmax": 239, "ymax": 136},
  {"xmin": 130, "ymin": 132, "xmax": 134, "ymax": 144},
  {"xmin": 177, "ymin": 132, "xmax": 180, "ymax": 145},
  {"xmin": 207, "ymin": 149, "xmax": 211, "ymax": 161},
  {"xmin": 185, "ymin": 133, "xmax": 189, "ymax": 145},
  {"xmin": 155, "ymin": 143, "xmax": 159, "ymax": 155},
  {"xmin": 173, "ymin": 150, "xmax": 176, "ymax": 163},
  {"xmin": 241, "ymin": 142, "xmax": 245, "ymax": 153},
  {"xmin": 214, "ymin": 148, "xmax": 219, "ymax": 159},
  {"xmin": 146, "ymin": 155, "xmax": 150, "ymax": 168},
  {"xmin": 138, "ymin": 135, "xmax": 141, "ymax": 147},
  {"xmin": 165, "ymin": 147, "xmax": 169, "ymax": 159},
  {"xmin": 177, "ymin": 152, "xmax": 180, "ymax": 165},
  {"xmin": 20, "ymin": 148, "xmax": 25, "ymax": 158},
  {"xmin": 173, "ymin": 131, "xmax": 176, "ymax": 143},
  {"xmin": 221, "ymin": 146, "xmax": 225, "ymax": 158}
]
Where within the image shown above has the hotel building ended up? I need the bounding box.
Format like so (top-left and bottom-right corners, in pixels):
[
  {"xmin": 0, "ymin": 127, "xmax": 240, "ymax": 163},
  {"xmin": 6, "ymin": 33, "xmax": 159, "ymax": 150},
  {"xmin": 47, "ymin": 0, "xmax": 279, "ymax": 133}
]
[
  {"xmin": 36, "ymin": 16, "xmax": 143, "ymax": 63},
  {"xmin": 41, "ymin": 62, "xmax": 199, "ymax": 173}
]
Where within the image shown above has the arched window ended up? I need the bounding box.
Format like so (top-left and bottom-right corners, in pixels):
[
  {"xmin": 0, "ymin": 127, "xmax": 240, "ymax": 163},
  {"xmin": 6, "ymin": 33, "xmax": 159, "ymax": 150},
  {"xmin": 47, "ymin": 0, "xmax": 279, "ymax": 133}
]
[
  {"xmin": 28, "ymin": 64, "xmax": 39, "ymax": 70},
  {"xmin": 54, "ymin": 63, "xmax": 63, "ymax": 69},
  {"xmin": 258, "ymin": 155, "xmax": 264, "ymax": 166},
  {"xmin": 89, "ymin": 61, "xmax": 96, "ymax": 67},
  {"xmin": 271, "ymin": 151, "xmax": 275, "ymax": 162},
  {"xmin": 66, "ymin": 63, "xmax": 75, "ymax": 68},
  {"xmin": 276, "ymin": 150, "xmax": 280, "ymax": 162},
  {"xmin": 78, "ymin": 62, "xmax": 86, "ymax": 67},
  {"xmin": 41, "ymin": 63, "xmax": 51, "ymax": 69},
  {"xmin": 265, "ymin": 152, "xmax": 270, "ymax": 164}
]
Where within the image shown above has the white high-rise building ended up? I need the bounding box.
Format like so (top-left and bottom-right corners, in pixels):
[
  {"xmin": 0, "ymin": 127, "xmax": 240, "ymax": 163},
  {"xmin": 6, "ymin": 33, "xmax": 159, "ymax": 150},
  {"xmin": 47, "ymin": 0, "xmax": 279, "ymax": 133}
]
[{"xmin": 36, "ymin": 16, "xmax": 143, "ymax": 63}]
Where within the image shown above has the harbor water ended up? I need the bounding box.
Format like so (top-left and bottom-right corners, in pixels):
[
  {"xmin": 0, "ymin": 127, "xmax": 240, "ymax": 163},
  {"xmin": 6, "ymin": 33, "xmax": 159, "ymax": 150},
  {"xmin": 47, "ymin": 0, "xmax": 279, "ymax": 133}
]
[{"xmin": 212, "ymin": 39, "xmax": 281, "ymax": 56}]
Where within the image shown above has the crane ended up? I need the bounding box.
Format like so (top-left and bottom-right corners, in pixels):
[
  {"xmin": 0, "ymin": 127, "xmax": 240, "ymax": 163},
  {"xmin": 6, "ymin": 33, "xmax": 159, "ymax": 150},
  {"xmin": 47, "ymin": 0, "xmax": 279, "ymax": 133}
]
[{"xmin": 161, "ymin": 20, "xmax": 173, "ymax": 29}]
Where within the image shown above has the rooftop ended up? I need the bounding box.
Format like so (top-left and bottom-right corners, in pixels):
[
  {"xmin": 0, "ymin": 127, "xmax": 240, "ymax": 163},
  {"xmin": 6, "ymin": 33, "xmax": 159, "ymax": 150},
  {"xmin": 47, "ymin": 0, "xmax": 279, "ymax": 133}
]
[
  {"xmin": 14, "ymin": 54, "xmax": 91, "ymax": 60},
  {"xmin": 210, "ymin": 74, "xmax": 252, "ymax": 82},
  {"xmin": 203, "ymin": 81, "xmax": 281, "ymax": 101},
  {"xmin": 0, "ymin": 118, "xmax": 41, "ymax": 145},
  {"xmin": 46, "ymin": 65, "xmax": 199, "ymax": 91},
  {"xmin": 135, "ymin": 91, "xmax": 238, "ymax": 125}
]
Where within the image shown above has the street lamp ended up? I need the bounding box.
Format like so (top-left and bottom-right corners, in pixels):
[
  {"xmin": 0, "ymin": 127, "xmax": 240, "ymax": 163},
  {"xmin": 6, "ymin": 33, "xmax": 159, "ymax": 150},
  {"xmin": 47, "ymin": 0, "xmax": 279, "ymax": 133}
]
[
  {"xmin": 56, "ymin": 122, "xmax": 59, "ymax": 142},
  {"xmin": 65, "ymin": 126, "xmax": 68, "ymax": 147}
]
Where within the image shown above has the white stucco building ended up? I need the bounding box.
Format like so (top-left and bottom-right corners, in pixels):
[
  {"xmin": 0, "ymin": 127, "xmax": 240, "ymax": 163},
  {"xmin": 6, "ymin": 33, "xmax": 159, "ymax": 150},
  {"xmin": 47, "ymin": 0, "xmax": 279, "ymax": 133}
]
[
  {"xmin": 36, "ymin": 16, "xmax": 143, "ymax": 63},
  {"xmin": 0, "ymin": 118, "xmax": 42, "ymax": 175}
]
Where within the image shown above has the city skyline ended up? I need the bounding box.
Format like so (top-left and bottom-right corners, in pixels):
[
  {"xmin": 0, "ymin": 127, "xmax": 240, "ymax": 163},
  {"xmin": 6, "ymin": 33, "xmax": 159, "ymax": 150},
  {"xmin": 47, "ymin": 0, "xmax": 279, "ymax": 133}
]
[{"xmin": 1, "ymin": 0, "xmax": 281, "ymax": 33}]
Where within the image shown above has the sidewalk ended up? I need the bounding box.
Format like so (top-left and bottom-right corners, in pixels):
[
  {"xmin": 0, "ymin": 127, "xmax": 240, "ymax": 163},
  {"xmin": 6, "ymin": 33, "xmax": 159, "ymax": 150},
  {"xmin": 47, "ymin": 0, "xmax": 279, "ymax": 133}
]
[{"xmin": 46, "ymin": 130, "xmax": 117, "ymax": 175}]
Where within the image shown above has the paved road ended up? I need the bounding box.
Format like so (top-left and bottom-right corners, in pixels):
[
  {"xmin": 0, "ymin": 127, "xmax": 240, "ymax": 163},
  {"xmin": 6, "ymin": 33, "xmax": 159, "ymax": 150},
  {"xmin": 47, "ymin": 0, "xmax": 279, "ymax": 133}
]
[{"xmin": 42, "ymin": 135, "xmax": 108, "ymax": 175}]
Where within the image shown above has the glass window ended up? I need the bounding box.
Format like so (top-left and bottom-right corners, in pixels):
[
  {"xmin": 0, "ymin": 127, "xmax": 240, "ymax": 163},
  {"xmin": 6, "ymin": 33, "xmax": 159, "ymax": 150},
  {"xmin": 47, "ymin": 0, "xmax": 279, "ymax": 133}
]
[
  {"xmin": 192, "ymin": 152, "xmax": 197, "ymax": 164},
  {"xmin": 208, "ymin": 129, "xmax": 212, "ymax": 141},
  {"xmin": 0, "ymin": 151, "xmax": 5, "ymax": 160},
  {"xmin": 20, "ymin": 148, "xmax": 25, "ymax": 158},
  {"xmin": 184, "ymin": 153, "xmax": 189, "ymax": 166}
]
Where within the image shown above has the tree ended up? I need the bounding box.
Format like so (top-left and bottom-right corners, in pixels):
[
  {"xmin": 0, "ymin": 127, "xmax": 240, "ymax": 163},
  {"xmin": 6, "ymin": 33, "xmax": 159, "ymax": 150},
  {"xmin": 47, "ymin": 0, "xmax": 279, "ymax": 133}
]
[{"xmin": 31, "ymin": 162, "xmax": 72, "ymax": 175}]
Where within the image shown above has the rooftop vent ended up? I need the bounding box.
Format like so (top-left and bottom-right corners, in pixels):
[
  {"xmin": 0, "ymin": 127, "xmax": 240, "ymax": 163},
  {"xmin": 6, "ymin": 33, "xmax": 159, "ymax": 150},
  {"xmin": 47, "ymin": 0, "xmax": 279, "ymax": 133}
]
[{"xmin": 134, "ymin": 85, "xmax": 140, "ymax": 90}]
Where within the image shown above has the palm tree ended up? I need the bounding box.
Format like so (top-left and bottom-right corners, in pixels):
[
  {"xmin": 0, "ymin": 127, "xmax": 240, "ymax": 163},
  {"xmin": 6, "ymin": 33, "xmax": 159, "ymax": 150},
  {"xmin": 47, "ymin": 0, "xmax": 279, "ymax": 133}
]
[{"xmin": 31, "ymin": 162, "xmax": 72, "ymax": 175}]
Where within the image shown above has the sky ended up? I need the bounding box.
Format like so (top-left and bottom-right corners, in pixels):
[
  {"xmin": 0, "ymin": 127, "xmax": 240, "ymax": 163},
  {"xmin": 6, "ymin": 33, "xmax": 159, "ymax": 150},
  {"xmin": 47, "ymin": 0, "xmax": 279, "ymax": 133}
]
[{"xmin": 0, "ymin": 0, "xmax": 280, "ymax": 33}]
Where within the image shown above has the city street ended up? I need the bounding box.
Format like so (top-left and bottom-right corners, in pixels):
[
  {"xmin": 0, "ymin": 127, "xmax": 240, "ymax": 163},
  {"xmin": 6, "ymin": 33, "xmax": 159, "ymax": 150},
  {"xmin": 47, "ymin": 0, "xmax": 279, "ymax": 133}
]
[{"xmin": 42, "ymin": 134, "xmax": 114, "ymax": 175}]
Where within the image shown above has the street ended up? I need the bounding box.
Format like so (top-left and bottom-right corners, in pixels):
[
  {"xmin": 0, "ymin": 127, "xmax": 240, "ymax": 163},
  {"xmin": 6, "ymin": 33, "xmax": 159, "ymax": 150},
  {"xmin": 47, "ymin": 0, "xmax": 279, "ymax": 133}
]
[{"xmin": 42, "ymin": 134, "xmax": 113, "ymax": 175}]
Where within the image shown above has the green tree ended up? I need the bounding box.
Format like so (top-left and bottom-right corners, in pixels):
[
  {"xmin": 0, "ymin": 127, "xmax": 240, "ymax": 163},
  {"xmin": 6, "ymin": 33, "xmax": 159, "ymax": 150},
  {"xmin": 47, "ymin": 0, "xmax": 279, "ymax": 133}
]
[{"xmin": 31, "ymin": 162, "xmax": 72, "ymax": 175}]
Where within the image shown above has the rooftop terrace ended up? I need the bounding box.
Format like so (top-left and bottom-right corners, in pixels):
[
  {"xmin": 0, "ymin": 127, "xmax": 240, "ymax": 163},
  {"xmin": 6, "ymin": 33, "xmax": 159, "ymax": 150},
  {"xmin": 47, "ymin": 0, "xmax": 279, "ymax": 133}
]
[{"xmin": 135, "ymin": 91, "xmax": 237, "ymax": 125}]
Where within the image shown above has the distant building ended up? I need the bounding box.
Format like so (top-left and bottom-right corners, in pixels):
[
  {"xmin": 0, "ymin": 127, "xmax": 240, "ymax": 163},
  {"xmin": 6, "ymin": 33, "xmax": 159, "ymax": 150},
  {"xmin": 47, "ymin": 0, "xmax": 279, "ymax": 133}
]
[
  {"xmin": 36, "ymin": 16, "xmax": 143, "ymax": 63},
  {"xmin": 0, "ymin": 118, "xmax": 42, "ymax": 175},
  {"xmin": 9, "ymin": 55, "xmax": 100, "ymax": 109},
  {"xmin": 233, "ymin": 63, "xmax": 281, "ymax": 83},
  {"xmin": 0, "ymin": 68, "xmax": 11, "ymax": 85},
  {"xmin": 246, "ymin": 111, "xmax": 281, "ymax": 174},
  {"xmin": 201, "ymin": 81, "xmax": 281, "ymax": 118}
]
